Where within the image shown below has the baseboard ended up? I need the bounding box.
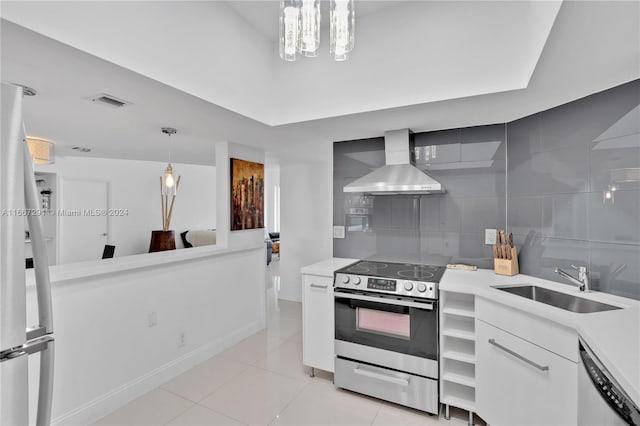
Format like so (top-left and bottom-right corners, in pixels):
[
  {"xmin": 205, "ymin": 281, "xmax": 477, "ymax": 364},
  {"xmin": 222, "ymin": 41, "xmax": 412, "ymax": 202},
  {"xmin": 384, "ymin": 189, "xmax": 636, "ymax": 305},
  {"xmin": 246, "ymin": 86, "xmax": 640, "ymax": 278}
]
[{"xmin": 53, "ymin": 319, "xmax": 265, "ymax": 426}]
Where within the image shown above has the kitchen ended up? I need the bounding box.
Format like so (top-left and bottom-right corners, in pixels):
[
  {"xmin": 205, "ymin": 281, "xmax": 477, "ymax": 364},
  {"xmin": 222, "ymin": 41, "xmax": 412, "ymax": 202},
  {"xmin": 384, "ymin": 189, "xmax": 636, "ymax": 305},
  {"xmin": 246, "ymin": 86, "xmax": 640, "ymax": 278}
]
[{"xmin": 1, "ymin": 1, "xmax": 639, "ymax": 425}]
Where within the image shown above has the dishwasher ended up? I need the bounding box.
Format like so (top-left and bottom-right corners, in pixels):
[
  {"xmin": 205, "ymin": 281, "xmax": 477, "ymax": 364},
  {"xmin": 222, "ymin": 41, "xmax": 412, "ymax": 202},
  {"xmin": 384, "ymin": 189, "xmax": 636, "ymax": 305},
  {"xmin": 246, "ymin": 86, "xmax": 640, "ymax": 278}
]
[{"xmin": 578, "ymin": 339, "xmax": 640, "ymax": 425}]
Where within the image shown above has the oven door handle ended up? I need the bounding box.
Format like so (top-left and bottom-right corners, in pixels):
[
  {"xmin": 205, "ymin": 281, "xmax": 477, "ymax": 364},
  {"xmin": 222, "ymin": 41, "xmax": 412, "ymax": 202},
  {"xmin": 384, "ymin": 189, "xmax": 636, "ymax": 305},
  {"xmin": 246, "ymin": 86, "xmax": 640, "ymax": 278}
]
[{"xmin": 334, "ymin": 291, "xmax": 433, "ymax": 310}]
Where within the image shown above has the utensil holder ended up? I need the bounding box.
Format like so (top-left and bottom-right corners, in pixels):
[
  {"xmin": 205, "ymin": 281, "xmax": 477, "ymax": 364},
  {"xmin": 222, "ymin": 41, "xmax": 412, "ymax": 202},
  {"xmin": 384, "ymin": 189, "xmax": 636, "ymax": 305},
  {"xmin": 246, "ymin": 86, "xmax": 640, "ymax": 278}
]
[{"xmin": 494, "ymin": 247, "xmax": 519, "ymax": 276}]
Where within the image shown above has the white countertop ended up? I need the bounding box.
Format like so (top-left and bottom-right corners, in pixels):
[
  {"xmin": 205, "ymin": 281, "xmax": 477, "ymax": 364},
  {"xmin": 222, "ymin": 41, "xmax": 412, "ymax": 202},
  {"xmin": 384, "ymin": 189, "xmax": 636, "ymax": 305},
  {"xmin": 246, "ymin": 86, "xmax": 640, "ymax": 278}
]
[
  {"xmin": 440, "ymin": 268, "xmax": 640, "ymax": 406},
  {"xmin": 301, "ymin": 257, "xmax": 358, "ymax": 277}
]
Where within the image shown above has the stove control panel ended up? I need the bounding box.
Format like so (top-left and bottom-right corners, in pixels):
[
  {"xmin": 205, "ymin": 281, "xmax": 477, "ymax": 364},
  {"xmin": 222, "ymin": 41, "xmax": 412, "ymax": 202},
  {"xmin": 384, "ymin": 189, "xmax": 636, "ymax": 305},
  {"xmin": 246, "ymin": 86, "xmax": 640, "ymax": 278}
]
[
  {"xmin": 367, "ymin": 278, "xmax": 396, "ymax": 292},
  {"xmin": 334, "ymin": 273, "xmax": 438, "ymax": 299}
]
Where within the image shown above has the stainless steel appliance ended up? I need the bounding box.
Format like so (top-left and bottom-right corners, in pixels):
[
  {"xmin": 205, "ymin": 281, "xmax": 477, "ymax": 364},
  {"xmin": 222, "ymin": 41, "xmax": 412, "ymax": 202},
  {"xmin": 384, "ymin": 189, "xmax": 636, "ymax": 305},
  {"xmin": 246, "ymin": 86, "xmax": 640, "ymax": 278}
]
[
  {"xmin": 333, "ymin": 260, "xmax": 444, "ymax": 414},
  {"xmin": 1, "ymin": 83, "xmax": 55, "ymax": 425},
  {"xmin": 578, "ymin": 339, "xmax": 639, "ymax": 425},
  {"xmin": 343, "ymin": 129, "xmax": 445, "ymax": 195}
]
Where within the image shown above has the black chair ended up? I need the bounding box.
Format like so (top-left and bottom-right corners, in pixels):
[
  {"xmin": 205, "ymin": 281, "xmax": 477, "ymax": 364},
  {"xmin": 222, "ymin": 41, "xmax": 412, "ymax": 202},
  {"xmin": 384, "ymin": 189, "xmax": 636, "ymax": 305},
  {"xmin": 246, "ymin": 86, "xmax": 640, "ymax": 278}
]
[
  {"xmin": 268, "ymin": 232, "xmax": 280, "ymax": 243},
  {"xmin": 102, "ymin": 245, "xmax": 116, "ymax": 259}
]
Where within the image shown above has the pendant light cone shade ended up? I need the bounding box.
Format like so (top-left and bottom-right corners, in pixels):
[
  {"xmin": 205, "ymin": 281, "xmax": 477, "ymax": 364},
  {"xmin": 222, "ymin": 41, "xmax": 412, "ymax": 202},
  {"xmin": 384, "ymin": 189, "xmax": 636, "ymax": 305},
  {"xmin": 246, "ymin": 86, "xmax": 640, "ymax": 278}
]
[
  {"xmin": 279, "ymin": 0, "xmax": 301, "ymax": 61},
  {"xmin": 300, "ymin": 0, "xmax": 320, "ymax": 57},
  {"xmin": 27, "ymin": 137, "xmax": 54, "ymax": 165},
  {"xmin": 330, "ymin": 0, "xmax": 355, "ymax": 61}
]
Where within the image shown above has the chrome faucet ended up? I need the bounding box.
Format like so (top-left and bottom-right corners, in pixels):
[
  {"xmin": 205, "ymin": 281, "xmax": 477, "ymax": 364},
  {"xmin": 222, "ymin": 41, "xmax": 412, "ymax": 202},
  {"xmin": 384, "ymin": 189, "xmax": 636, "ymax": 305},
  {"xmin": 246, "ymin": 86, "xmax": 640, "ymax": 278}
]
[{"xmin": 554, "ymin": 265, "xmax": 590, "ymax": 292}]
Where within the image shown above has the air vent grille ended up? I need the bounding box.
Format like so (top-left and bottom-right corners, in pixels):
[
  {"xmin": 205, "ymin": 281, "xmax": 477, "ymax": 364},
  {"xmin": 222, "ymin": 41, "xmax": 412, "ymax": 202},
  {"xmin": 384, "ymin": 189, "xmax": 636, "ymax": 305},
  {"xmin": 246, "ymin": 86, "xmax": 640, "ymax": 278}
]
[{"xmin": 89, "ymin": 93, "xmax": 131, "ymax": 108}]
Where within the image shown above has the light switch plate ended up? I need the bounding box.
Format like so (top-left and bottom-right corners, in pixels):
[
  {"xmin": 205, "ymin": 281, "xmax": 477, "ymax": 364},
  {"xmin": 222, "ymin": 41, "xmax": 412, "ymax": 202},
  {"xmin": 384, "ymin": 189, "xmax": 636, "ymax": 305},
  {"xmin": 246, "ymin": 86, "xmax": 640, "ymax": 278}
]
[
  {"xmin": 485, "ymin": 229, "xmax": 497, "ymax": 245},
  {"xmin": 333, "ymin": 226, "xmax": 345, "ymax": 239}
]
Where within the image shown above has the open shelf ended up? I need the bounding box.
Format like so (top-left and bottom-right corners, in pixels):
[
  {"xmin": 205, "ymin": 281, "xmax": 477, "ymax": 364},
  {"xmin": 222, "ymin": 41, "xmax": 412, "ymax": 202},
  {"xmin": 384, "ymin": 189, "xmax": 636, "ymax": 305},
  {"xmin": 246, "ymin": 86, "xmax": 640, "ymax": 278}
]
[
  {"xmin": 441, "ymin": 381, "xmax": 476, "ymax": 412},
  {"xmin": 442, "ymin": 350, "xmax": 476, "ymax": 364},
  {"xmin": 443, "ymin": 306, "xmax": 475, "ymax": 318},
  {"xmin": 442, "ymin": 292, "xmax": 475, "ymax": 317},
  {"xmin": 442, "ymin": 358, "xmax": 475, "ymax": 387},
  {"xmin": 443, "ymin": 372, "xmax": 476, "ymax": 388},
  {"xmin": 442, "ymin": 329, "xmax": 475, "ymax": 341},
  {"xmin": 440, "ymin": 290, "xmax": 477, "ymax": 418}
]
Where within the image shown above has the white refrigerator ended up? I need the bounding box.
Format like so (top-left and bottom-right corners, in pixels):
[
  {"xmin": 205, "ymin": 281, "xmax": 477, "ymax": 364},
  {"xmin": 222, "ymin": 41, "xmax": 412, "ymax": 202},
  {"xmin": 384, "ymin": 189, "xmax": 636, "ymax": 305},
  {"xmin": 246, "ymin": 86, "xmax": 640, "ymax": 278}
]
[{"xmin": 1, "ymin": 82, "xmax": 55, "ymax": 425}]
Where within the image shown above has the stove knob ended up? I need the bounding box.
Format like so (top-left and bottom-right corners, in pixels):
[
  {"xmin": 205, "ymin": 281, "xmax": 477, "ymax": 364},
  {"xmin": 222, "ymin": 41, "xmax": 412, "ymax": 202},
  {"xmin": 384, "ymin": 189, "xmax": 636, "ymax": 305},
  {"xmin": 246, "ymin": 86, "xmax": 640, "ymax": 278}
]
[
  {"xmin": 353, "ymin": 277, "xmax": 361, "ymax": 285},
  {"xmin": 342, "ymin": 275, "xmax": 350, "ymax": 284},
  {"xmin": 404, "ymin": 282, "xmax": 414, "ymax": 291},
  {"xmin": 417, "ymin": 283, "xmax": 427, "ymax": 293}
]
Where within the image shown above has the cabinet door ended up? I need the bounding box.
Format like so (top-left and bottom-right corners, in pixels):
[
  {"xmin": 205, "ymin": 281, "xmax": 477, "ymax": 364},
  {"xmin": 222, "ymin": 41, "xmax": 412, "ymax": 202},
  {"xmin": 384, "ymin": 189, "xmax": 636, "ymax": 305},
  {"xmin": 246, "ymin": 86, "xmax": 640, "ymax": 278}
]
[
  {"xmin": 302, "ymin": 274, "xmax": 334, "ymax": 372},
  {"xmin": 476, "ymin": 319, "xmax": 577, "ymax": 426}
]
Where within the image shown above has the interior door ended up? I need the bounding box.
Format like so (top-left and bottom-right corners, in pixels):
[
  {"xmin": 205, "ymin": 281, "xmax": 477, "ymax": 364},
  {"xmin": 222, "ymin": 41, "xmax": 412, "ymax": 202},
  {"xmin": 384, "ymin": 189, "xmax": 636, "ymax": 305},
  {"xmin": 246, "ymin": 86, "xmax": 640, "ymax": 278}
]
[{"xmin": 59, "ymin": 178, "xmax": 109, "ymax": 264}]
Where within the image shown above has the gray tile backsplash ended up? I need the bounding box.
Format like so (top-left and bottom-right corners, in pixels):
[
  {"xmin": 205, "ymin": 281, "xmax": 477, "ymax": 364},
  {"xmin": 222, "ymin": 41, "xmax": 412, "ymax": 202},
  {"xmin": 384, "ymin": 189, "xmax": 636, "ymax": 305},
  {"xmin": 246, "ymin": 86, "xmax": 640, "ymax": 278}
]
[
  {"xmin": 334, "ymin": 124, "xmax": 506, "ymax": 268},
  {"xmin": 333, "ymin": 79, "xmax": 640, "ymax": 300},
  {"xmin": 509, "ymin": 79, "xmax": 640, "ymax": 299}
]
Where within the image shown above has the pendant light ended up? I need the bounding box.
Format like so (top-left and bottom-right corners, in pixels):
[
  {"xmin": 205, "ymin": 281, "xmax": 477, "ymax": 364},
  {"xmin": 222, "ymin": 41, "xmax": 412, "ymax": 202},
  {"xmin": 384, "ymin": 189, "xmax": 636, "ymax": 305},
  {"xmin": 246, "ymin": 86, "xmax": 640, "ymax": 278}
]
[
  {"xmin": 160, "ymin": 127, "xmax": 181, "ymax": 232},
  {"xmin": 279, "ymin": 0, "xmax": 355, "ymax": 61},
  {"xmin": 330, "ymin": 0, "xmax": 355, "ymax": 61},
  {"xmin": 279, "ymin": 0, "xmax": 301, "ymax": 61},
  {"xmin": 300, "ymin": 0, "xmax": 320, "ymax": 57},
  {"xmin": 27, "ymin": 137, "xmax": 55, "ymax": 165},
  {"xmin": 161, "ymin": 127, "xmax": 179, "ymax": 197}
]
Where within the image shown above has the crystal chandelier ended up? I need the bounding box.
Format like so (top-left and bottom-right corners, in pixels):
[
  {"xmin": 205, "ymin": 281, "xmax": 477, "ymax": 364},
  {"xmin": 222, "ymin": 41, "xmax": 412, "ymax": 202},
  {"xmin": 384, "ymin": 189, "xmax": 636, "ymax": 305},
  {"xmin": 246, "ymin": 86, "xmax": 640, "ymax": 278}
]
[{"xmin": 279, "ymin": 0, "xmax": 355, "ymax": 61}]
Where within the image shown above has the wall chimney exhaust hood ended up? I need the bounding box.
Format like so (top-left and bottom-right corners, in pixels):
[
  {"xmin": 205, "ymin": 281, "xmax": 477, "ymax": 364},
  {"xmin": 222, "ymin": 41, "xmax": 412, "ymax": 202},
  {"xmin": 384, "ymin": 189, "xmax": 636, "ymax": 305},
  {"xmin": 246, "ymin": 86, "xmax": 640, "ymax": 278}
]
[{"xmin": 343, "ymin": 129, "xmax": 445, "ymax": 195}]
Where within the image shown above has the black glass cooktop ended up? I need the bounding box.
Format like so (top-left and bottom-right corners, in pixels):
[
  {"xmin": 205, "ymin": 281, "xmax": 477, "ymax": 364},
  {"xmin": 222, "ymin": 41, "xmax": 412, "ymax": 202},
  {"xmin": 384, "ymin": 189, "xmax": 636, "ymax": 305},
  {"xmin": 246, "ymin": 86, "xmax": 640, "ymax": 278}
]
[{"xmin": 337, "ymin": 260, "xmax": 446, "ymax": 282}]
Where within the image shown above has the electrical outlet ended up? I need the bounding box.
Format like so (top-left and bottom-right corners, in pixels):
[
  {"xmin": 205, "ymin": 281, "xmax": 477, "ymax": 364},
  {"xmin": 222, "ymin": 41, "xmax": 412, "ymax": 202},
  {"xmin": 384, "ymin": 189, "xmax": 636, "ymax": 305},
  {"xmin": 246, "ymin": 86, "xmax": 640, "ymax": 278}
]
[
  {"xmin": 179, "ymin": 332, "xmax": 186, "ymax": 347},
  {"xmin": 147, "ymin": 311, "xmax": 157, "ymax": 327},
  {"xmin": 333, "ymin": 226, "xmax": 345, "ymax": 239},
  {"xmin": 485, "ymin": 229, "xmax": 497, "ymax": 245}
]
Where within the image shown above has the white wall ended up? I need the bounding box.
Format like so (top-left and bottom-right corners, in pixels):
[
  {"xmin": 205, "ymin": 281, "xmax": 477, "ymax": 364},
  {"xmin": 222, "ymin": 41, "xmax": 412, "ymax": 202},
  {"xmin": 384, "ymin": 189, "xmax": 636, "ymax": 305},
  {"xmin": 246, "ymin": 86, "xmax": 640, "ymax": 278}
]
[
  {"xmin": 264, "ymin": 163, "xmax": 280, "ymax": 235},
  {"xmin": 279, "ymin": 152, "xmax": 333, "ymax": 302},
  {"xmin": 35, "ymin": 156, "xmax": 216, "ymax": 260},
  {"xmin": 26, "ymin": 247, "xmax": 265, "ymax": 425}
]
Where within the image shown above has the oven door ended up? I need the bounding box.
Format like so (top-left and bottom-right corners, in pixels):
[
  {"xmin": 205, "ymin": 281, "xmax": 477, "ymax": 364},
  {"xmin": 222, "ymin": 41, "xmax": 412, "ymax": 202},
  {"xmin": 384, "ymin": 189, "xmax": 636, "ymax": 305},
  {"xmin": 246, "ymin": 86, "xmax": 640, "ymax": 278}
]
[{"xmin": 334, "ymin": 290, "xmax": 438, "ymax": 377}]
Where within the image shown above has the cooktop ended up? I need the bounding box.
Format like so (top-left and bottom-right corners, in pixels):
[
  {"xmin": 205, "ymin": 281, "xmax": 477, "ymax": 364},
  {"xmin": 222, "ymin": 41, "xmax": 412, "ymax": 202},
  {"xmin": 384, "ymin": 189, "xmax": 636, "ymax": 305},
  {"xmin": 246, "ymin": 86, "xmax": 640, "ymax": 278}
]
[{"xmin": 337, "ymin": 260, "xmax": 446, "ymax": 282}]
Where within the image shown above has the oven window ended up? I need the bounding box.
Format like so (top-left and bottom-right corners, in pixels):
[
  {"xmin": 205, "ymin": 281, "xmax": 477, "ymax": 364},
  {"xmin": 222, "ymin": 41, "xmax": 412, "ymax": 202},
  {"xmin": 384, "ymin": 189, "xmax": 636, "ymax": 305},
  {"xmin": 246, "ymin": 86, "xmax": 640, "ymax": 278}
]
[{"xmin": 356, "ymin": 307, "xmax": 410, "ymax": 339}]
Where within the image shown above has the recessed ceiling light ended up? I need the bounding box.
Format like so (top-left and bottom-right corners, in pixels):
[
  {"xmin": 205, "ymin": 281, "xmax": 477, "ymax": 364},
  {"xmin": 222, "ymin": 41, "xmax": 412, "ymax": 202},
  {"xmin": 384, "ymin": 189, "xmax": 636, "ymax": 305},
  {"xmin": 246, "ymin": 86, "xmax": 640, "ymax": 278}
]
[{"xmin": 72, "ymin": 146, "xmax": 91, "ymax": 153}]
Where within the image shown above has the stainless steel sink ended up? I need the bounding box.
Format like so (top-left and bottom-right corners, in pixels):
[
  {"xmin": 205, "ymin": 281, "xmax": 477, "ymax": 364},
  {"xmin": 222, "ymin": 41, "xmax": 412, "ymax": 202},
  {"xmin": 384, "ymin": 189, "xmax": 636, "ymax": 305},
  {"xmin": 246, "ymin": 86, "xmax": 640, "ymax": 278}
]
[{"xmin": 494, "ymin": 285, "xmax": 621, "ymax": 313}]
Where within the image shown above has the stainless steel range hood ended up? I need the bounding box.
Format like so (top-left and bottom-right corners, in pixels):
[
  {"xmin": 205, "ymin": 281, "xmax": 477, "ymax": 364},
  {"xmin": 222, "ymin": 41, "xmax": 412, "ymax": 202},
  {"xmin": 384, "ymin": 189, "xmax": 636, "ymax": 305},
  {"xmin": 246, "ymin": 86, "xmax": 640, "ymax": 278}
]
[{"xmin": 343, "ymin": 129, "xmax": 445, "ymax": 195}]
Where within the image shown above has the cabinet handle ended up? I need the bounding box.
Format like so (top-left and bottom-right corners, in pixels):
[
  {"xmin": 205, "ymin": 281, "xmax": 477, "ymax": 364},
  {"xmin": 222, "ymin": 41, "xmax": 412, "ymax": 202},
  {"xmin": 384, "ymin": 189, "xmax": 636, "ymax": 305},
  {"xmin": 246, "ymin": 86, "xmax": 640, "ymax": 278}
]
[
  {"xmin": 354, "ymin": 365, "xmax": 410, "ymax": 386},
  {"xmin": 488, "ymin": 338, "xmax": 549, "ymax": 371},
  {"xmin": 310, "ymin": 283, "xmax": 328, "ymax": 289}
]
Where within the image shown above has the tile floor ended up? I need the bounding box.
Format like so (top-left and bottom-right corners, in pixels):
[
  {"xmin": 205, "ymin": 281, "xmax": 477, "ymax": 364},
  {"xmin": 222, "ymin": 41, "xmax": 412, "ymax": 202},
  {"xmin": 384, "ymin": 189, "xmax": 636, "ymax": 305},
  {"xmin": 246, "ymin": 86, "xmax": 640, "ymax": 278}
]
[{"xmin": 94, "ymin": 262, "xmax": 480, "ymax": 426}]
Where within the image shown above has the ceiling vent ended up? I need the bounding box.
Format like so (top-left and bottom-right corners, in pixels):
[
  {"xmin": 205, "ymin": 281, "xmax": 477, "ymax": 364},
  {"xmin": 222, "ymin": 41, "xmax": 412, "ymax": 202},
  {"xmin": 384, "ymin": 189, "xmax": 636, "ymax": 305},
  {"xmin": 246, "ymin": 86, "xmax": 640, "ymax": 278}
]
[{"xmin": 89, "ymin": 93, "xmax": 131, "ymax": 109}]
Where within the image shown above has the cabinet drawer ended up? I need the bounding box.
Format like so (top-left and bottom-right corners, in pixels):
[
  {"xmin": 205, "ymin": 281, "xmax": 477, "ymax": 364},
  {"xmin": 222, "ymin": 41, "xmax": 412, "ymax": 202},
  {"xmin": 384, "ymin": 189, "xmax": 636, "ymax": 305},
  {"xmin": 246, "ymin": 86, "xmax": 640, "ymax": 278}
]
[
  {"xmin": 302, "ymin": 273, "xmax": 334, "ymax": 372},
  {"xmin": 476, "ymin": 296, "xmax": 578, "ymax": 362},
  {"xmin": 335, "ymin": 357, "xmax": 438, "ymax": 414},
  {"xmin": 303, "ymin": 274, "xmax": 333, "ymax": 291},
  {"xmin": 476, "ymin": 319, "xmax": 578, "ymax": 426}
]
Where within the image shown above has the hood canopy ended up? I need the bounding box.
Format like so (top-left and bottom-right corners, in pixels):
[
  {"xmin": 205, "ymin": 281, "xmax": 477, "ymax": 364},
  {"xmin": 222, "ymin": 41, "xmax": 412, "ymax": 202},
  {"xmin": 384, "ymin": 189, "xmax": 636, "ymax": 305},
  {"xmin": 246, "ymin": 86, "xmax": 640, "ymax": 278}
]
[{"xmin": 343, "ymin": 129, "xmax": 445, "ymax": 195}]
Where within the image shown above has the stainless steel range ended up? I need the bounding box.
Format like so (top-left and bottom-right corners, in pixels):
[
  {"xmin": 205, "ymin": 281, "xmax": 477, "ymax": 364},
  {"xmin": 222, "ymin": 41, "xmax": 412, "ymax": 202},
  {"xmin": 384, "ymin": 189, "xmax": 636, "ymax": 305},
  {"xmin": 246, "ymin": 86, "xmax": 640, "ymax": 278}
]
[{"xmin": 333, "ymin": 260, "xmax": 444, "ymax": 414}]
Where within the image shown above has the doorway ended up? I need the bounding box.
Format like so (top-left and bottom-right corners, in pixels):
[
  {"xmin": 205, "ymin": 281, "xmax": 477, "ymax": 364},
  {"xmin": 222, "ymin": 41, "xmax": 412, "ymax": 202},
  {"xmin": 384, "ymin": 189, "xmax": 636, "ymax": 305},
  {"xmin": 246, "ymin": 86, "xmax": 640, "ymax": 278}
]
[{"xmin": 59, "ymin": 178, "xmax": 110, "ymax": 264}]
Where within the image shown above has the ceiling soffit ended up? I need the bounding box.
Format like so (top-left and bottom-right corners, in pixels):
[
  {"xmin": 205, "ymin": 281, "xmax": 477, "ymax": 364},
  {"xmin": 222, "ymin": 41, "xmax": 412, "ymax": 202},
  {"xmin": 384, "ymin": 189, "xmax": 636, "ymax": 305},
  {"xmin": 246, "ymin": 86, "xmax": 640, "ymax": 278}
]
[{"xmin": 0, "ymin": 0, "xmax": 562, "ymax": 126}]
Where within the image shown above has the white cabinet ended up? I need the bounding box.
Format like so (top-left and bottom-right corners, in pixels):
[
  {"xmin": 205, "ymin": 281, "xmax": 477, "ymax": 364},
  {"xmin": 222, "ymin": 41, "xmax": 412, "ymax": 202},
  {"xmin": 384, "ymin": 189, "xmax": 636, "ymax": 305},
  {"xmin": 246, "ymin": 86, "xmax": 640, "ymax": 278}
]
[
  {"xmin": 302, "ymin": 273, "xmax": 334, "ymax": 373},
  {"xmin": 440, "ymin": 290, "xmax": 477, "ymax": 422},
  {"xmin": 476, "ymin": 319, "xmax": 578, "ymax": 426}
]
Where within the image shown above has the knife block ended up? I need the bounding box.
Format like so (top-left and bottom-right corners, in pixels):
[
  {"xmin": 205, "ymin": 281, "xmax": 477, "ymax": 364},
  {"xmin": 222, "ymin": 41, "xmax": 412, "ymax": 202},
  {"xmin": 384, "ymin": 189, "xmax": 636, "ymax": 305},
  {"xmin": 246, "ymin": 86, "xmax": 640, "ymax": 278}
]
[{"xmin": 494, "ymin": 246, "xmax": 519, "ymax": 276}]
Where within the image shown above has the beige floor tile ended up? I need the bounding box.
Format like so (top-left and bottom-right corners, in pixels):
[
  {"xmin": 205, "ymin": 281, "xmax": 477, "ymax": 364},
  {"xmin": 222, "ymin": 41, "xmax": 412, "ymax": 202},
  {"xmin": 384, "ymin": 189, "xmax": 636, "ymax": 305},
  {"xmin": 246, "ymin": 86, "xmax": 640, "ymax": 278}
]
[
  {"xmin": 372, "ymin": 403, "xmax": 441, "ymax": 426},
  {"xmin": 252, "ymin": 336, "xmax": 309, "ymax": 381},
  {"xmin": 161, "ymin": 355, "xmax": 249, "ymax": 402},
  {"xmin": 269, "ymin": 377, "xmax": 380, "ymax": 426},
  {"xmin": 217, "ymin": 331, "xmax": 282, "ymax": 365},
  {"xmin": 93, "ymin": 388, "xmax": 193, "ymax": 426},
  {"xmin": 200, "ymin": 366, "xmax": 307, "ymax": 425},
  {"xmin": 166, "ymin": 404, "xmax": 245, "ymax": 426}
]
